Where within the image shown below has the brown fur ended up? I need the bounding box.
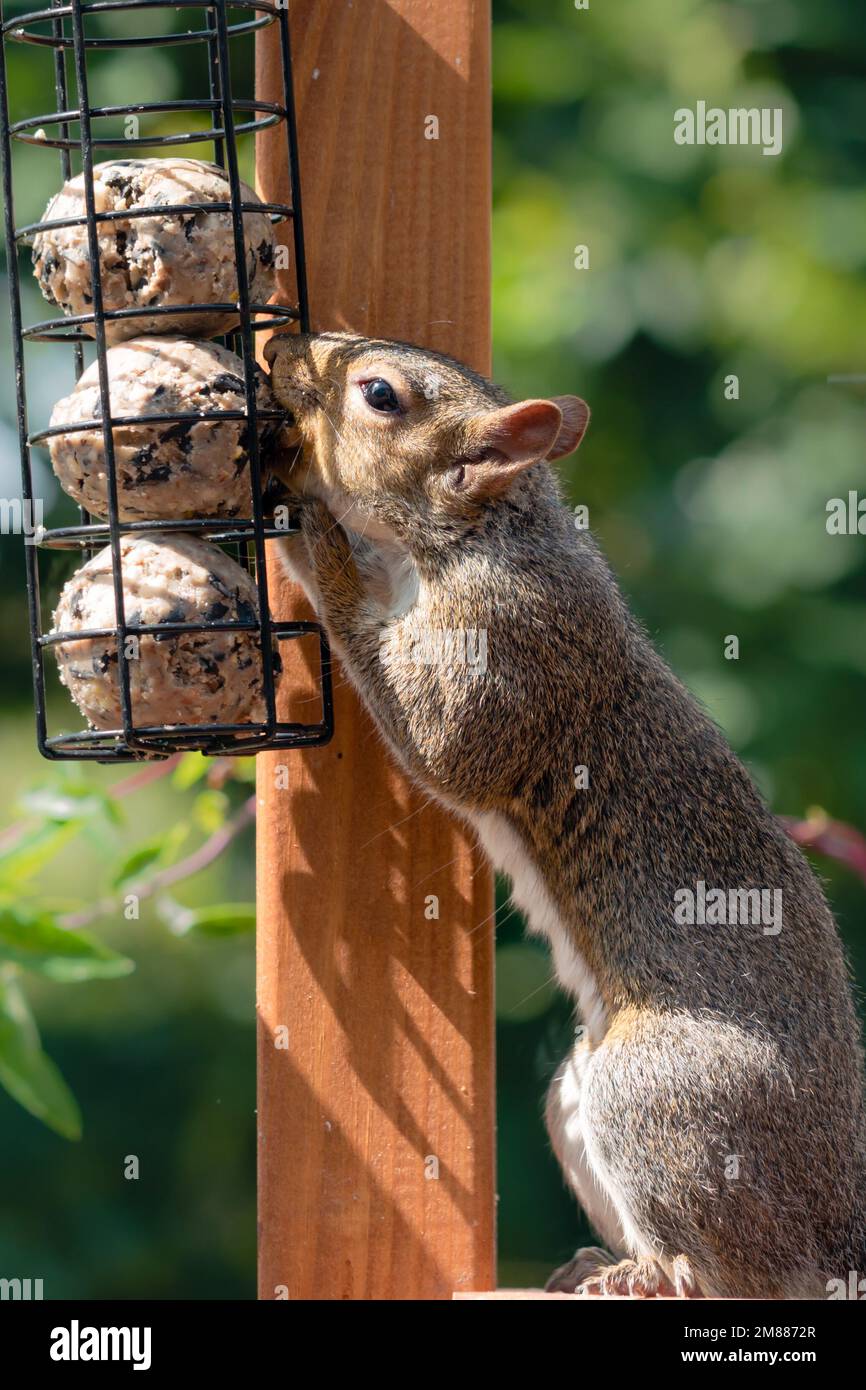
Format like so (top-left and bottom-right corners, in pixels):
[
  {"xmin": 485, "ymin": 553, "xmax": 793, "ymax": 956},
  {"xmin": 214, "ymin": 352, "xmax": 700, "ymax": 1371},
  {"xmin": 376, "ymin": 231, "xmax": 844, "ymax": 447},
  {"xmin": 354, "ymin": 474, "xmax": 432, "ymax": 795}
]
[{"xmin": 266, "ymin": 330, "xmax": 866, "ymax": 1299}]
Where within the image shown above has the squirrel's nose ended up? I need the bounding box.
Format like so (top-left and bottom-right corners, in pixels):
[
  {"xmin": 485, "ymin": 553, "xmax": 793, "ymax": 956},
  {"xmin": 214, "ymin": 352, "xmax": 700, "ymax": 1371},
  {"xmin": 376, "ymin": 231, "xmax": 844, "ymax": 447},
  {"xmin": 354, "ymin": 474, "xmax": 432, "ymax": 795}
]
[
  {"xmin": 263, "ymin": 334, "xmax": 283, "ymax": 366},
  {"xmin": 264, "ymin": 331, "xmax": 312, "ymax": 368}
]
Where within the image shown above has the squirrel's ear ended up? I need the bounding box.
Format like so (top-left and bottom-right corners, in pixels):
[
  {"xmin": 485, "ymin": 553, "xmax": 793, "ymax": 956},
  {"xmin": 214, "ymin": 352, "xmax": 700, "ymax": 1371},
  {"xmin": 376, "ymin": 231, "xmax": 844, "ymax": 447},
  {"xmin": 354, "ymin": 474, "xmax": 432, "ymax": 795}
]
[
  {"xmin": 547, "ymin": 396, "xmax": 590, "ymax": 460},
  {"xmin": 458, "ymin": 400, "xmax": 562, "ymax": 500},
  {"xmin": 479, "ymin": 399, "xmax": 563, "ymax": 465}
]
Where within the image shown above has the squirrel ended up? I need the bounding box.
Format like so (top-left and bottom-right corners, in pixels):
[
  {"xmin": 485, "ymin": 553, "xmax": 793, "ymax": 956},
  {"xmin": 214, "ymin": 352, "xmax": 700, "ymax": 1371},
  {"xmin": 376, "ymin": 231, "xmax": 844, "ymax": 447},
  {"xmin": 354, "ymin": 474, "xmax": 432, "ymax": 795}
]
[{"xmin": 264, "ymin": 329, "xmax": 866, "ymax": 1299}]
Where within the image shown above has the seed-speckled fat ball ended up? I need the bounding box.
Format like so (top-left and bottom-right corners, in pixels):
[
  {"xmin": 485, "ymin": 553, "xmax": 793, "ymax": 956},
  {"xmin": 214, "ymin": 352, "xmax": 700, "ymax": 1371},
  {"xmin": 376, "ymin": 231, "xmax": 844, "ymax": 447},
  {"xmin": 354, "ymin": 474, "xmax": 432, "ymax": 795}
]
[
  {"xmin": 48, "ymin": 337, "xmax": 282, "ymax": 521},
  {"xmin": 52, "ymin": 534, "xmax": 280, "ymax": 732},
  {"xmin": 33, "ymin": 158, "xmax": 276, "ymax": 343}
]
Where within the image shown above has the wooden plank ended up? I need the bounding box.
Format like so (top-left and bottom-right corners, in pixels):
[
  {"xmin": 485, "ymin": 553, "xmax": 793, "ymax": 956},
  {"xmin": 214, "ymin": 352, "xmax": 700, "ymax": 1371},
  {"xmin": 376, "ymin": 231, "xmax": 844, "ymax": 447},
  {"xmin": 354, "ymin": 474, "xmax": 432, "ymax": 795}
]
[
  {"xmin": 454, "ymin": 1292, "xmax": 750, "ymax": 1300},
  {"xmin": 255, "ymin": 0, "xmax": 495, "ymax": 1301},
  {"xmin": 454, "ymin": 1292, "xmax": 579, "ymax": 1302}
]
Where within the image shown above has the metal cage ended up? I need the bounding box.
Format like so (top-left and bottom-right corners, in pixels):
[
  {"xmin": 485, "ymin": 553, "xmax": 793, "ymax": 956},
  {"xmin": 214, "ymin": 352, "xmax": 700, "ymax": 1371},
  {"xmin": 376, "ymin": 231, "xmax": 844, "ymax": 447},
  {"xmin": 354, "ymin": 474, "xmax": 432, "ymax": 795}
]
[{"xmin": 0, "ymin": 0, "xmax": 333, "ymax": 760}]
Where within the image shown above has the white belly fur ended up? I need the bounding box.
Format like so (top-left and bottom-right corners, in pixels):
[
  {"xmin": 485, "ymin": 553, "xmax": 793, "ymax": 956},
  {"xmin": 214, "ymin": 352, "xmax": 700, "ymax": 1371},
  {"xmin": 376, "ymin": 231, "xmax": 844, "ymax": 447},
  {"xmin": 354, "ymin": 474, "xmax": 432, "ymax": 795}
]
[{"xmin": 470, "ymin": 809, "xmax": 607, "ymax": 1047}]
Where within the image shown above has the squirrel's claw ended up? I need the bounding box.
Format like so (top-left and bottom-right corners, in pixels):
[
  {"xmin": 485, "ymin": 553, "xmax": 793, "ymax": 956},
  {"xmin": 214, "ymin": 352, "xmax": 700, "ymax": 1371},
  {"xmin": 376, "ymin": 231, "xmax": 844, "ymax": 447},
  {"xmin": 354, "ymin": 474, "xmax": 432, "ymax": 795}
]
[
  {"xmin": 544, "ymin": 1245, "xmax": 615, "ymax": 1294},
  {"xmin": 566, "ymin": 1254, "xmax": 702, "ymax": 1299}
]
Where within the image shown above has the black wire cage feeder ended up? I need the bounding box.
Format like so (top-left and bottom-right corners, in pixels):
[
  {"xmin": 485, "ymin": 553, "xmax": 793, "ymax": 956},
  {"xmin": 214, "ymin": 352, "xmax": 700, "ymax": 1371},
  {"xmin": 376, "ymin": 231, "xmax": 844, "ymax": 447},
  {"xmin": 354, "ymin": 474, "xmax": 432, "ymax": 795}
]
[{"xmin": 0, "ymin": 0, "xmax": 333, "ymax": 761}]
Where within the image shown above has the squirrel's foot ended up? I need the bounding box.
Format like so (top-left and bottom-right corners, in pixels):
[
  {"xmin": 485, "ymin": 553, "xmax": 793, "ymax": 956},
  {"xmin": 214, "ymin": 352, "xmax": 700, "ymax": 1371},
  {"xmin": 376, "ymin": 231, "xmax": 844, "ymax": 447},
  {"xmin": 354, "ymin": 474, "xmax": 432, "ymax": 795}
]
[
  {"xmin": 578, "ymin": 1256, "xmax": 672, "ymax": 1298},
  {"xmin": 573, "ymin": 1254, "xmax": 702, "ymax": 1299},
  {"xmin": 544, "ymin": 1246, "xmax": 616, "ymax": 1293}
]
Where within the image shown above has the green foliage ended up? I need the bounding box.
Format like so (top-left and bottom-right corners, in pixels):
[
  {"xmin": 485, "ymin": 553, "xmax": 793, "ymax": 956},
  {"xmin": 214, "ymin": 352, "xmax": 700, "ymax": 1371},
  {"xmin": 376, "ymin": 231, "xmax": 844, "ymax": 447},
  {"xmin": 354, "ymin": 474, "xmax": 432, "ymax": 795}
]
[
  {"xmin": 19, "ymin": 782, "xmax": 121, "ymax": 826},
  {"xmin": 111, "ymin": 839, "xmax": 175, "ymax": 890},
  {"xmin": 0, "ymin": 757, "xmax": 255, "ymax": 1138},
  {"xmin": 172, "ymin": 903, "xmax": 257, "ymax": 938},
  {"xmin": 192, "ymin": 790, "xmax": 230, "ymax": 834},
  {"xmin": 0, "ymin": 905, "xmax": 133, "ymax": 983},
  {"xmin": 171, "ymin": 752, "xmax": 212, "ymax": 792},
  {"xmin": 0, "ymin": 972, "xmax": 81, "ymax": 1140}
]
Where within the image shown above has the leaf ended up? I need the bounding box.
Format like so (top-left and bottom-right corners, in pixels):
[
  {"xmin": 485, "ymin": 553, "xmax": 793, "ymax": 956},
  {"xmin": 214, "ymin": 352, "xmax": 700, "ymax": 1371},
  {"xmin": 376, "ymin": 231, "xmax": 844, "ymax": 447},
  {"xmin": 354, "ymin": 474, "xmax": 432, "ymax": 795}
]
[
  {"xmin": 113, "ymin": 824, "xmax": 190, "ymax": 893},
  {"xmin": 176, "ymin": 903, "xmax": 257, "ymax": 937},
  {"xmin": 20, "ymin": 783, "xmax": 120, "ymax": 826},
  {"xmin": 192, "ymin": 790, "xmax": 229, "ymax": 834},
  {"xmin": 228, "ymin": 757, "xmax": 257, "ymax": 785},
  {"xmin": 172, "ymin": 752, "xmax": 211, "ymax": 791},
  {"xmin": 26, "ymin": 897, "xmax": 84, "ymax": 916},
  {"xmin": 0, "ymin": 820, "xmax": 82, "ymax": 886},
  {"xmin": 111, "ymin": 840, "xmax": 166, "ymax": 890},
  {"xmin": 160, "ymin": 820, "xmax": 191, "ymax": 865},
  {"xmin": 0, "ymin": 906, "xmax": 135, "ymax": 982},
  {"xmin": 0, "ymin": 974, "xmax": 82, "ymax": 1140}
]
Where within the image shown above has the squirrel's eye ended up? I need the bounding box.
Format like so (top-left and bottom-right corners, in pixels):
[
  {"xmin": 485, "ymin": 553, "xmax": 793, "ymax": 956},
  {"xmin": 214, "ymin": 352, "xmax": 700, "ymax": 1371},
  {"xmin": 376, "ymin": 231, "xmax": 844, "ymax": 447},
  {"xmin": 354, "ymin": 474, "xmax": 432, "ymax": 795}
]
[{"xmin": 360, "ymin": 378, "xmax": 401, "ymax": 413}]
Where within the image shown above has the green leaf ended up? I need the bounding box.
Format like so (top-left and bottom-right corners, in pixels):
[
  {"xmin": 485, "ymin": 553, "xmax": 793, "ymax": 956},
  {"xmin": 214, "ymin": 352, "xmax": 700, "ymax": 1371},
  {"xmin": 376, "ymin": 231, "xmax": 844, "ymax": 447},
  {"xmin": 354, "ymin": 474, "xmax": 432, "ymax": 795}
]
[
  {"xmin": 160, "ymin": 820, "xmax": 191, "ymax": 865},
  {"xmin": 25, "ymin": 897, "xmax": 84, "ymax": 916},
  {"xmin": 0, "ymin": 974, "xmax": 82, "ymax": 1140},
  {"xmin": 176, "ymin": 903, "xmax": 257, "ymax": 937},
  {"xmin": 111, "ymin": 840, "xmax": 167, "ymax": 890},
  {"xmin": 114, "ymin": 824, "xmax": 190, "ymax": 894},
  {"xmin": 229, "ymin": 757, "xmax": 257, "ymax": 785},
  {"xmin": 172, "ymin": 752, "xmax": 211, "ymax": 791},
  {"xmin": 0, "ymin": 906, "xmax": 135, "ymax": 982},
  {"xmin": 20, "ymin": 783, "xmax": 120, "ymax": 826},
  {"xmin": 192, "ymin": 789, "xmax": 229, "ymax": 834},
  {"xmin": 0, "ymin": 820, "xmax": 82, "ymax": 886}
]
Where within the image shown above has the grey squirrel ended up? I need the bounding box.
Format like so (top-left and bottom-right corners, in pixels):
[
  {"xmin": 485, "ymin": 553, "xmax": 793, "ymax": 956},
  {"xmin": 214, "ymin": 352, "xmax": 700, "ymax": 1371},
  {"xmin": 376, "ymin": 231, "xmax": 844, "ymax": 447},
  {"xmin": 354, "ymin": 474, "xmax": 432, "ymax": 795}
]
[{"xmin": 265, "ymin": 329, "xmax": 866, "ymax": 1299}]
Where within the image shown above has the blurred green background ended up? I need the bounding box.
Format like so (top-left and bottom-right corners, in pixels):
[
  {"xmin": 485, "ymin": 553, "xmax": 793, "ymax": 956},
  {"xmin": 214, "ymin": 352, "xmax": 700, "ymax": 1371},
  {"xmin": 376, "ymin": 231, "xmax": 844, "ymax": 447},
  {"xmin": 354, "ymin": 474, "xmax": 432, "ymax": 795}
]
[{"xmin": 1, "ymin": 0, "xmax": 865, "ymax": 1297}]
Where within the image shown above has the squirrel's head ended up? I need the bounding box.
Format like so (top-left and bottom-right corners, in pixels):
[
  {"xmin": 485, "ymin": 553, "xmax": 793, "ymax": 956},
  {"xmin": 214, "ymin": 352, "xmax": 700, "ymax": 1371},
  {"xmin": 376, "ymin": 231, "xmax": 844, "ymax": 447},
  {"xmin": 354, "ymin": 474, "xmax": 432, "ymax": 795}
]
[{"xmin": 264, "ymin": 331, "xmax": 589, "ymax": 544}]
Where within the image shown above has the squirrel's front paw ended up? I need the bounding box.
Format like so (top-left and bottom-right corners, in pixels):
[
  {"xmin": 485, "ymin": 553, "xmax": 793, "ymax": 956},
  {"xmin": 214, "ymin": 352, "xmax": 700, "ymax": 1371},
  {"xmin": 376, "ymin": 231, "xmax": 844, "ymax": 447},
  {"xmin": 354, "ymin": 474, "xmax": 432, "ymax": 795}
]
[
  {"xmin": 296, "ymin": 497, "xmax": 369, "ymax": 639},
  {"xmin": 299, "ymin": 497, "xmax": 338, "ymax": 546},
  {"xmin": 300, "ymin": 500, "xmax": 356, "ymax": 580}
]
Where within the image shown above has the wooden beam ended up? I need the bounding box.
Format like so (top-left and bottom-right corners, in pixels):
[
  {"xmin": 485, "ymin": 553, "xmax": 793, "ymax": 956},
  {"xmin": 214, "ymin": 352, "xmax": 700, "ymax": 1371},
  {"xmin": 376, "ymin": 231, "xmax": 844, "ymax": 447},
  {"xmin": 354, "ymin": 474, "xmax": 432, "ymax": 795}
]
[{"xmin": 255, "ymin": 0, "xmax": 495, "ymax": 1300}]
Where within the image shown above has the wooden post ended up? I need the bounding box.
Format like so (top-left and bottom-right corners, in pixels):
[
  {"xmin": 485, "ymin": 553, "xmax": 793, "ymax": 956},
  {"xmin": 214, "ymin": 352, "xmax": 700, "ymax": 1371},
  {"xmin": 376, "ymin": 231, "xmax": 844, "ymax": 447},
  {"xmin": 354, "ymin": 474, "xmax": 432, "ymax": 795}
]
[{"xmin": 255, "ymin": 1, "xmax": 495, "ymax": 1300}]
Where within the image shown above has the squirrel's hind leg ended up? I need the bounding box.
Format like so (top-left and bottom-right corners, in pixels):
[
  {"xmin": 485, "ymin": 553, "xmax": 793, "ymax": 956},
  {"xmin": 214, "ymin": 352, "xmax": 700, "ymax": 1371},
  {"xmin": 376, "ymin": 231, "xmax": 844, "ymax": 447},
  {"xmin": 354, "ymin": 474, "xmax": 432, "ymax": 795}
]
[{"xmin": 544, "ymin": 1039, "xmax": 705, "ymax": 1297}]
